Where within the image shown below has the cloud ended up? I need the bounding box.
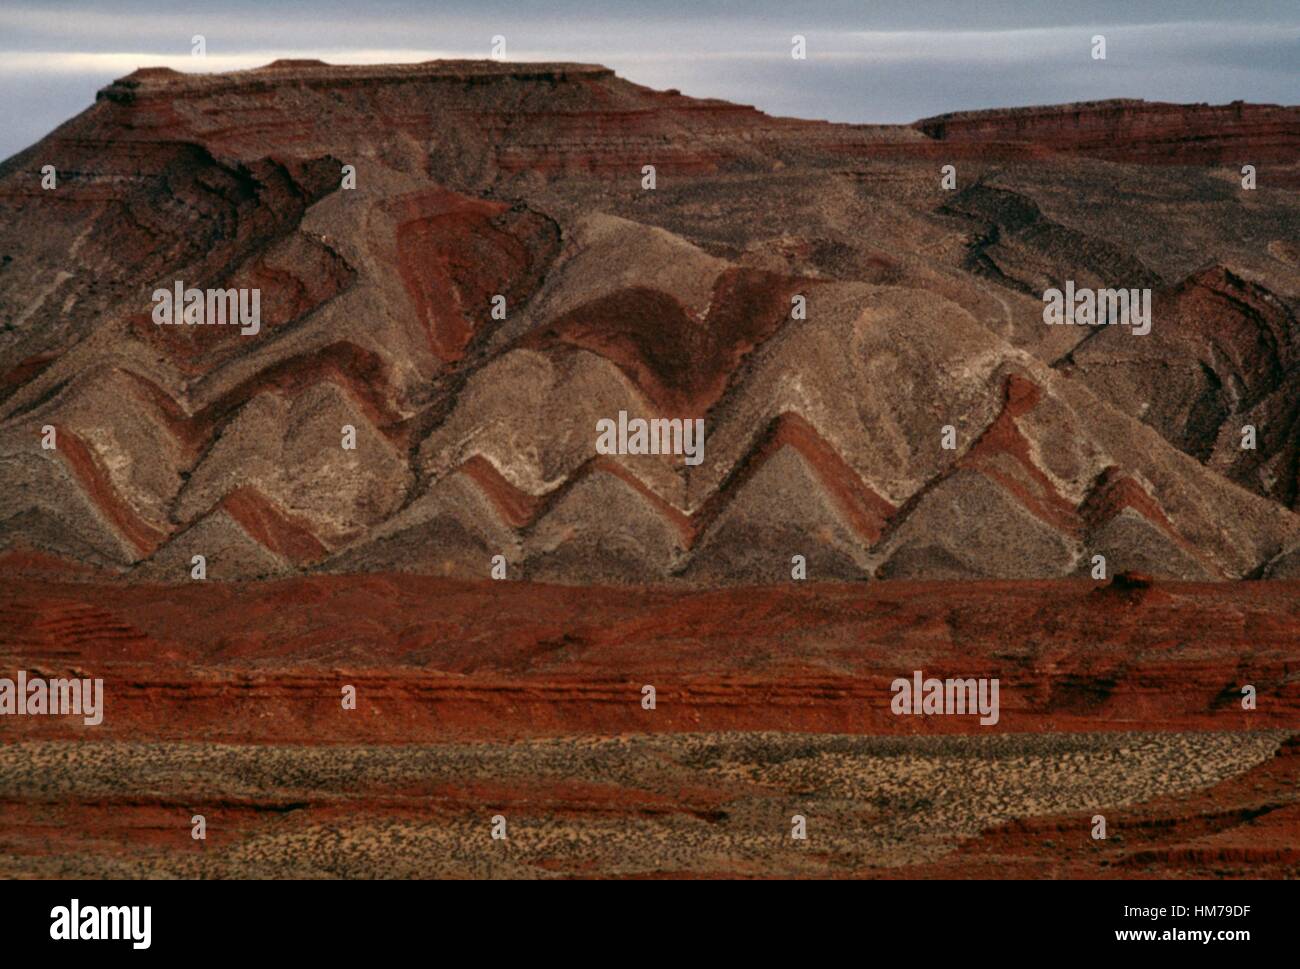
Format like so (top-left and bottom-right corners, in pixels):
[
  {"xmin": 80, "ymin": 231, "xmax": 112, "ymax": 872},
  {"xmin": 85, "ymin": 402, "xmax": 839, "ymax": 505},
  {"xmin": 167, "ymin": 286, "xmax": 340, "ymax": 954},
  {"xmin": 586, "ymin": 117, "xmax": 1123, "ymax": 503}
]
[{"xmin": 0, "ymin": 50, "xmax": 460, "ymax": 74}]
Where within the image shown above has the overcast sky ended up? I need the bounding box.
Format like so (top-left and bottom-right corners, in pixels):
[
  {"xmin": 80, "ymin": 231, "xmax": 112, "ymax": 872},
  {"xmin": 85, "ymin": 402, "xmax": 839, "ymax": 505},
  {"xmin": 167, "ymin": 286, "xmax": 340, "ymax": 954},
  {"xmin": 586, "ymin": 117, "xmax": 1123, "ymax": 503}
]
[{"xmin": 3, "ymin": 0, "xmax": 1297, "ymax": 160}]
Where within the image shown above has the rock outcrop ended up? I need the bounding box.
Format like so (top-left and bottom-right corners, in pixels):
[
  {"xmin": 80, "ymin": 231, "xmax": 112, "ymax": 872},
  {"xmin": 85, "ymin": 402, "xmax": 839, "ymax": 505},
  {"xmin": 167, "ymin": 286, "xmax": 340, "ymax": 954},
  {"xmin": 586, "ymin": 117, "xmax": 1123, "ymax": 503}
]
[{"xmin": 1, "ymin": 61, "xmax": 1297, "ymax": 584}]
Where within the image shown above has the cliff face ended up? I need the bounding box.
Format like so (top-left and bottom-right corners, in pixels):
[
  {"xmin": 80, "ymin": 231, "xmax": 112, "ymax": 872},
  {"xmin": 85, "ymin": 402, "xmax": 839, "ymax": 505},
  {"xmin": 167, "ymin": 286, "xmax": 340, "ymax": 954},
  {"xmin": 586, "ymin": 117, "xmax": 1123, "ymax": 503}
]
[
  {"xmin": 74, "ymin": 65, "xmax": 1300, "ymax": 172},
  {"xmin": 74, "ymin": 60, "xmax": 905, "ymax": 180},
  {"xmin": 1, "ymin": 61, "xmax": 1298, "ymax": 584},
  {"xmin": 915, "ymin": 99, "xmax": 1300, "ymax": 166}
]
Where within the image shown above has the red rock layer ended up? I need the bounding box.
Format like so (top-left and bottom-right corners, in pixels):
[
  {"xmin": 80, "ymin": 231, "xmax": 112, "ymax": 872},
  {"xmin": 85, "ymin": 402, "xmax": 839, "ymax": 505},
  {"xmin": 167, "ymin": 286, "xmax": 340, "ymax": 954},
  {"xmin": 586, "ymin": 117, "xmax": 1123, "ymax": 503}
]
[
  {"xmin": 449, "ymin": 410, "xmax": 893, "ymax": 550},
  {"xmin": 54, "ymin": 425, "xmax": 167, "ymax": 556},
  {"xmin": 2, "ymin": 573, "xmax": 1297, "ymax": 743},
  {"xmin": 216, "ymin": 487, "xmax": 329, "ymax": 565},
  {"xmin": 915, "ymin": 99, "xmax": 1300, "ymax": 166},
  {"xmin": 385, "ymin": 189, "xmax": 560, "ymax": 363},
  {"xmin": 524, "ymin": 269, "xmax": 813, "ymax": 415},
  {"xmin": 957, "ymin": 373, "xmax": 1080, "ymax": 535}
]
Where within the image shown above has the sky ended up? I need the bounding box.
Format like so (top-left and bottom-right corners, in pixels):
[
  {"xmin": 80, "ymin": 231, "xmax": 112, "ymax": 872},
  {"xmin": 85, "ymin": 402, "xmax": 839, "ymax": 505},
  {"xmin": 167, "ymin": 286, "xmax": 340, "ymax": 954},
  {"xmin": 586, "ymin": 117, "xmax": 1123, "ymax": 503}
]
[{"xmin": 2, "ymin": 0, "xmax": 1297, "ymax": 160}]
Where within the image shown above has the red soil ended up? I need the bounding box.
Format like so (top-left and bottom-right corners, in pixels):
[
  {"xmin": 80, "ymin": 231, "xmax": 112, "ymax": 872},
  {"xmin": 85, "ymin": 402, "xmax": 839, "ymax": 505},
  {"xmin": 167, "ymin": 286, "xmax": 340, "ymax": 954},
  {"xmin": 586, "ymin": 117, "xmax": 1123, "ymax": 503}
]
[{"xmin": 1, "ymin": 572, "xmax": 1296, "ymax": 744}]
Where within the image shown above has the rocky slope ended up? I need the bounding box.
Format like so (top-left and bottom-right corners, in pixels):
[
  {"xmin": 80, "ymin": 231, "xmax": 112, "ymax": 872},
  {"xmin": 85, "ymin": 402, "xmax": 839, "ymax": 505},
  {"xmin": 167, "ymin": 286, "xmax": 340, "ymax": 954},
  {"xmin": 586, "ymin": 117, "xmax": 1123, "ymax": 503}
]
[{"xmin": 1, "ymin": 60, "xmax": 1298, "ymax": 584}]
